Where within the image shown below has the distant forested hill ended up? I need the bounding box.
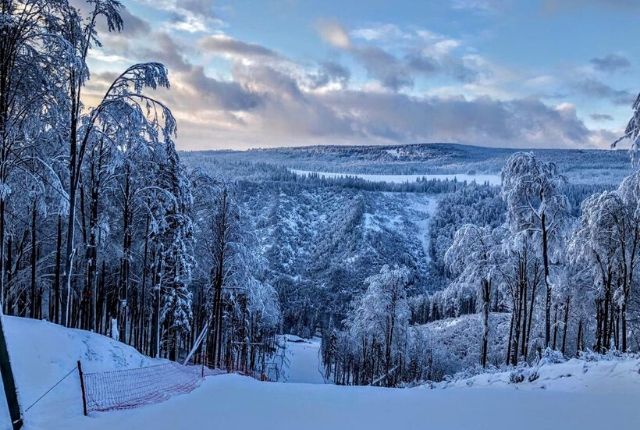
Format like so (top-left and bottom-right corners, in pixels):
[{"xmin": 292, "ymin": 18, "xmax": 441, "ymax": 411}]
[
  {"xmin": 182, "ymin": 144, "xmax": 623, "ymax": 336},
  {"xmin": 181, "ymin": 143, "xmax": 631, "ymax": 183}
]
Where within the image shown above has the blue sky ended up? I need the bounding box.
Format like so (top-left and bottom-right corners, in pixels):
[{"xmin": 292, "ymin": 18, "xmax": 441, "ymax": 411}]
[{"xmin": 86, "ymin": 0, "xmax": 640, "ymax": 150}]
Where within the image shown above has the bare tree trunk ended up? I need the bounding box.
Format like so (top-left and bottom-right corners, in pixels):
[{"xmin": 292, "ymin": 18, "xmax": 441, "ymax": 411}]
[
  {"xmin": 118, "ymin": 165, "xmax": 132, "ymax": 342},
  {"xmin": 30, "ymin": 200, "xmax": 37, "ymax": 318},
  {"xmin": 552, "ymin": 303, "xmax": 559, "ymax": 350},
  {"xmin": 139, "ymin": 216, "xmax": 150, "ymax": 350},
  {"xmin": 576, "ymin": 319, "xmax": 583, "ymax": 355},
  {"xmin": 541, "ymin": 212, "xmax": 552, "ymax": 348},
  {"xmin": 0, "ymin": 199, "xmax": 5, "ymax": 313},
  {"xmin": 53, "ymin": 215, "xmax": 62, "ymax": 324},
  {"xmin": 595, "ymin": 299, "xmax": 602, "ymax": 352},
  {"xmin": 481, "ymin": 279, "xmax": 490, "ymax": 368},
  {"xmin": 506, "ymin": 311, "xmax": 514, "ymax": 366},
  {"xmin": 561, "ymin": 296, "xmax": 570, "ymax": 355}
]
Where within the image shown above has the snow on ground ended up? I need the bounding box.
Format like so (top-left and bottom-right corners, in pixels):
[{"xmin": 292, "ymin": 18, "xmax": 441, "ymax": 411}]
[
  {"xmin": 58, "ymin": 371, "xmax": 639, "ymax": 430},
  {"xmin": 279, "ymin": 335, "xmax": 325, "ymax": 384},
  {"xmin": 3, "ymin": 316, "xmax": 161, "ymax": 429},
  {"xmin": 291, "ymin": 169, "xmax": 501, "ymax": 186},
  {"xmin": 432, "ymin": 353, "xmax": 640, "ymax": 394},
  {"xmin": 406, "ymin": 196, "xmax": 438, "ymax": 260},
  {"xmin": 3, "ymin": 316, "xmax": 640, "ymax": 430}
]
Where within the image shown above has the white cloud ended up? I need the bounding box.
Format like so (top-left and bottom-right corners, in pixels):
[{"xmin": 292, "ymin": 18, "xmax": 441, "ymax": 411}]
[
  {"xmin": 83, "ymin": 6, "xmax": 618, "ymax": 150},
  {"xmin": 316, "ymin": 20, "xmax": 351, "ymax": 49}
]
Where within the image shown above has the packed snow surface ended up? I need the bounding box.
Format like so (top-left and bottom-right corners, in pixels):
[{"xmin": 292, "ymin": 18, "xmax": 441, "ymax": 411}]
[
  {"xmin": 291, "ymin": 169, "xmax": 501, "ymax": 185},
  {"xmin": 3, "ymin": 316, "xmax": 639, "ymax": 430},
  {"xmin": 57, "ymin": 369, "xmax": 640, "ymax": 430},
  {"xmin": 279, "ymin": 335, "xmax": 325, "ymax": 384}
]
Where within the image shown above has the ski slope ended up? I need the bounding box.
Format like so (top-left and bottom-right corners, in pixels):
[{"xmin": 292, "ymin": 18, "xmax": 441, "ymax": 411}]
[
  {"xmin": 2, "ymin": 316, "xmax": 639, "ymax": 430},
  {"xmin": 279, "ymin": 335, "xmax": 325, "ymax": 384},
  {"xmin": 57, "ymin": 371, "xmax": 640, "ymax": 430},
  {"xmin": 2, "ymin": 316, "xmax": 162, "ymax": 429}
]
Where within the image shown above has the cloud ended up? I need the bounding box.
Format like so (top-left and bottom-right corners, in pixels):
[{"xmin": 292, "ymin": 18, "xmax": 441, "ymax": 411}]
[
  {"xmin": 590, "ymin": 113, "xmax": 614, "ymax": 122},
  {"xmin": 162, "ymin": 58, "xmax": 600, "ymax": 149},
  {"xmin": 351, "ymin": 24, "xmax": 407, "ymax": 41},
  {"xmin": 573, "ymin": 78, "xmax": 634, "ymax": 106},
  {"xmin": 351, "ymin": 46, "xmax": 414, "ymax": 90},
  {"xmin": 183, "ymin": 66, "xmax": 263, "ymax": 111},
  {"xmin": 317, "ymin": 23, "xmax": 481, "ymax": 90},
  {"xmin": 85, "ymin": 8, "xmax": 611, "ymax": 150},
  {"xmin": 147, "ymin": 29, "xmax": 603, "ymax": 149},
  {"xmin": 315, "ymin": 92, "xmax": 594, "ymax": 148},
  {"xmin": 94, "ymin": 5, "xmax": 151, "ymax": 36},
  {"xmin": 590, "ymin": 54, "xmax": 631, "ymax": 73},
  {"xmin": 199, "ymin": 35, "xmax": 281, "ymax": 60},
  {"xmin": 135, "ymin": 0, "xmax": 223, "ymax": 32},
  {"xmin": 316, "ymin": 20, "xmax": 351, "ymax": 49},
  {"xmin": 119, "ymin": 28, "xmax": 596, "ymax": 150},
  {"xmin": 309, "ymin": 61, "xmax": 351, "ymax": 89},
  {"xmin": 136, "ymin": 32, "xmax": 193, "ymax": 72},
  {"xmin": 543, "ymin": 0, "xmax": 640, "ymax": 12},
  {"xmin": 450, "ymin": 0, "xmax": 511, "ymax": 13}
]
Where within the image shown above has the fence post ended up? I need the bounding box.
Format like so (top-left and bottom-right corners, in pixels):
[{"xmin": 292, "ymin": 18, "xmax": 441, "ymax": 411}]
[
  {"xmin": 0, "ymin": 313, "xmax": 22, "ymax": 429},
  {"xmin": 77, "ymin": 361, "xmax": 87, "ymax": 416}
]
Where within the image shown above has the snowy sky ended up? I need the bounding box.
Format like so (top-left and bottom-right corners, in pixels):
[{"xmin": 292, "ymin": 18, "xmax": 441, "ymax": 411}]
[{"xmin": 84, "ymin": 0, "xmax": 640, "ymax": 150}]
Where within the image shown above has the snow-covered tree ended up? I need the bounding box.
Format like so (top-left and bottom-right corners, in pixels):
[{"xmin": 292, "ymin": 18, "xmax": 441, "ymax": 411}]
[
  {"xmin": 502, "ymin": 152, "xmax": 569, "ymax": 349},
  {"xmin": 347, "ymin": 265, "xmax": 411, "ymax": 386},
  {"xmin": 570, "ymin": 173, "xmax": 640, "ymax": 352},
  {"xmin": 613, "ymin": 92, "xmax": 640, "ymax": 166},
  {"xmin": 445, "ymin": 224, "xmax": 499, "ymax": 367},
  {"xmin": 155, "ymin": 148, "xmax": 195, "ymax": 360},
  {"xmin": 189, "ymin": 172, "xmax": 280, "ymax": 372},
  {"xmin": 0, "ymin": 0, "xmax": 70, "ymax": 312}
]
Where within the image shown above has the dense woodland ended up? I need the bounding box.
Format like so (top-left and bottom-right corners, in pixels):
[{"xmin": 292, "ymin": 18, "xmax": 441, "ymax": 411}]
[
  {"xmin": 4, "ymin": 0, "xmax": 640, "ymax": 388},
  {"xmin": 322, "ymin": 150, "xmax": 640, "ymax": 386},
  {"xmin": 0, "ymin": 0, "xmax": 279, "ymax": 376}
]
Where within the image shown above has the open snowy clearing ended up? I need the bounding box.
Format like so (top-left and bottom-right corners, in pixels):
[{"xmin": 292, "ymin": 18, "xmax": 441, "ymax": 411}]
[
  {"xmin": 279, "ymin": 335, "xmax": 325, "ymax": 384},
  {"xmin": 3, "ymin": 316, "xmax": 640, "ymax": 430},
  {"xmin": 290, "ymin": 169, "xmax": 502, "ymax": 186},
  {"xmin": 54, "ymin": 373, "xmax": 640, "ymax": 430}
]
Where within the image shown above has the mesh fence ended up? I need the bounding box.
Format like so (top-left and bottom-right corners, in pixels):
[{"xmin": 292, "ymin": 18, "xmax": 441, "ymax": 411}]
[{"xmin": 84, "ymin": 362, "xmax": 221, "ymax": 412}]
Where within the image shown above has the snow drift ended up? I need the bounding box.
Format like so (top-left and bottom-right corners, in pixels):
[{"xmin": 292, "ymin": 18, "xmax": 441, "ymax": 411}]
[{"xmin": 3, "ymin": 316, "xmax": 159, "ymax": 428}]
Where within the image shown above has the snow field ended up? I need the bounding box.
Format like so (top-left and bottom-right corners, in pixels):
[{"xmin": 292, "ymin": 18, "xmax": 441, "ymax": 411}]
[{"xmin": 2, "ymin": 316, "xmax": 640, "ymax": 430}]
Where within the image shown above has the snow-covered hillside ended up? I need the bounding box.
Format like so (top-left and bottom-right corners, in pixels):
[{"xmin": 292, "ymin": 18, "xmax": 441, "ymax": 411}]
[
  {"xmin": 431, "ymin": 352, "xmax": 640, "ymax": 394},
  {"xmin": 237, "ymin": 180, "xmax": 440, "ymax": 337},
  {"xmin": 3, "ymin": 316, "xmax": 639, "ymax": 430},
  {"xmin": 182, "ymin": 143, "xmax": 632, "ymax": 184},
  {"xmin": 3, "ymin": 316, "xmax": 161, "ymax": 429}
]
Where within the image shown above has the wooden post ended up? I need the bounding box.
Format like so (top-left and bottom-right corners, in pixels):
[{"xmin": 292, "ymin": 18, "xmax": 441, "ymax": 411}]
[
  {"xmin": 0, "ymin": 313, "xmax": 22, "ymax": 429},
  {"xmin": 77, "ymin": 361, "xmax": 87, "ymax": 416}
]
